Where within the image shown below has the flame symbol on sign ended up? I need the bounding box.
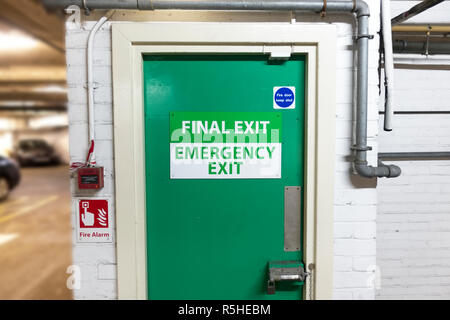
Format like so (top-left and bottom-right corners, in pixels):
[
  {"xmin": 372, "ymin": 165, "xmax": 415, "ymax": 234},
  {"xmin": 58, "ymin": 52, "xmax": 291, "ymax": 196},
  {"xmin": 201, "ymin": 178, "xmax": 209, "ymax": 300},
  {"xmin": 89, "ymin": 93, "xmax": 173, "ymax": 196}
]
[{"xmin": 97, "ymin": 208, "xmax": 107, "ymax": 227}]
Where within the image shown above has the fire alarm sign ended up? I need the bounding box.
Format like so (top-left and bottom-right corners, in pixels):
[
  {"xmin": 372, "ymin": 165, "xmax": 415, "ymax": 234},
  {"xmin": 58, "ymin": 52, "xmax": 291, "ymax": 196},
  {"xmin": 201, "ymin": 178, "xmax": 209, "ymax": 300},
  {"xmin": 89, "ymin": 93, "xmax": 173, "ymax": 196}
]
[
  {"xmin": 77, "ymin": 199, "xmax": 112, "ymax": 243},
  {"xmin": 80, "ymin": 200, "xmax": 108, "ymax": 228}
]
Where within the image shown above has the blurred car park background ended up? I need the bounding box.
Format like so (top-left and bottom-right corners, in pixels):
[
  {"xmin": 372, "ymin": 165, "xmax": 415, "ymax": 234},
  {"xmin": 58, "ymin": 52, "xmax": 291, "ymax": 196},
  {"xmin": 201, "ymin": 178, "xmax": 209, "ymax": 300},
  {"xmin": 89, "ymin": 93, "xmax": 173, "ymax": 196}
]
[
  {"xmin": 12, "ymin": 138, "xmax": 61, "ymax": 166},
  {"xmin": 0, "ymin": 0, "xmax": 72, "ymax": 299}
]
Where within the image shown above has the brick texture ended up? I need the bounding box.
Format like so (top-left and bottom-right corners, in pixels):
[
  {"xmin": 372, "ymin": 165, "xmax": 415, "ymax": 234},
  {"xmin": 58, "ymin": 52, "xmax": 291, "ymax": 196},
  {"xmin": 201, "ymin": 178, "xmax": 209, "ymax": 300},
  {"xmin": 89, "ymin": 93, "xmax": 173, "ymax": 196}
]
[{"xmin": 376, "ymin": 1, "xmax": 450, "ymax": 300}]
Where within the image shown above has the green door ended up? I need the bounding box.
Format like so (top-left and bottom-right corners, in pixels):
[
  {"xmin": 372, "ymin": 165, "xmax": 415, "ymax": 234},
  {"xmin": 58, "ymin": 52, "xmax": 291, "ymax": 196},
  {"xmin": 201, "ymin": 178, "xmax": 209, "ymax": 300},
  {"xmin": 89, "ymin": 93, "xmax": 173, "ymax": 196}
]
[{"xmin": 144, "ymin": 54, "xmax": 306, "ymax": 300}]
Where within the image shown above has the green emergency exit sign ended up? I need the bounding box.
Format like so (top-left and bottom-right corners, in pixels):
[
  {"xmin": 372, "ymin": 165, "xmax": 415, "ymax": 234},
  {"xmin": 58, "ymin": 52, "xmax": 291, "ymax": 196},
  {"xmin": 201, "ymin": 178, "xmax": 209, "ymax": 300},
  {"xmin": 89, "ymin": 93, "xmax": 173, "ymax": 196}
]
[{"xmin": 170, "ymin": 111, "xmax": 282, "ymax": 179}]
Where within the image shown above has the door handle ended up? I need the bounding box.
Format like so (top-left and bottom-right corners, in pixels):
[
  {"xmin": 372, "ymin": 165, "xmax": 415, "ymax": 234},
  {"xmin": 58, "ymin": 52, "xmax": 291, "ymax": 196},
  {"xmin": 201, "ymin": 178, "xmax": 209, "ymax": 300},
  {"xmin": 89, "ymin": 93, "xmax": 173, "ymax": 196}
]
[{"xmin": 267, "ymin": 261, "xmax": 308, "ymax": 295}]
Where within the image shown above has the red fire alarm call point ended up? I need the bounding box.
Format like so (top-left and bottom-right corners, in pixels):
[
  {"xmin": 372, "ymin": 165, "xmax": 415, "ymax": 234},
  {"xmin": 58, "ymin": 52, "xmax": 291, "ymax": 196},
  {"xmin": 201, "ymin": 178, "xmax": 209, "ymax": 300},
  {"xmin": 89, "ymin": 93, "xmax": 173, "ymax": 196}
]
[{"xmin": 77, "ymin": 166, "xmax": 104, "ymax": 189}]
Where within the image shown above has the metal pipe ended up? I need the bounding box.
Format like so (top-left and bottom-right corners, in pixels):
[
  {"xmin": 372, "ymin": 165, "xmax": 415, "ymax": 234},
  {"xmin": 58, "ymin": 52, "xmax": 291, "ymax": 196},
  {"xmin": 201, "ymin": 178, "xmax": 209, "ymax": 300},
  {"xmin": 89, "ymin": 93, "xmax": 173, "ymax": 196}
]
[
  {"xmin": 393, "ymin": 25, "xmax": 450, "ymax": 33},
  {"xmin": 379, "ymin": 152, "xmax": 450, "ymax": 160},
  {"xmin": 44, "ymin": 0, "xmax": 359, "ymax": 11},
  {"xmin": 394, "ymin": 39, "xmax": 450, "ymax": 55},
  {"xmin": 381, "ymin": 0, "xmax": 394, "ymax": 132},
  {"xmin": 391, "ymin": 0, "xmax": 445, "ymax": 26},
  {"xmin": 43, "ymin": 0, "xmax": 401, "ymax": 178}
]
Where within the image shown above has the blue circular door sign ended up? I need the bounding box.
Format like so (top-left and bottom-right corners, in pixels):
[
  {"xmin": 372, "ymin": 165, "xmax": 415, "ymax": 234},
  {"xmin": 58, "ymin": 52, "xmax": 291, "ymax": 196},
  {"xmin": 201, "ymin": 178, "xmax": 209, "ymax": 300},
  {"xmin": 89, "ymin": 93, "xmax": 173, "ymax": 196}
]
[{"xmin": 274, "ymin": 86, "xmax": 295, "ymax": 109}]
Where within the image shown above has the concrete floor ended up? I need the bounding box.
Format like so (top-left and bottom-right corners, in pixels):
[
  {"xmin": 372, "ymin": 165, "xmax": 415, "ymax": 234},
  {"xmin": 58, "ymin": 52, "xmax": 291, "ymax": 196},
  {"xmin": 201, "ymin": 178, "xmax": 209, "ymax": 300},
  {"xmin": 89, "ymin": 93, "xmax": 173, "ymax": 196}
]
[{"xmin": 0, "ymin": 165, "xmax": 72, "ymax": 299}]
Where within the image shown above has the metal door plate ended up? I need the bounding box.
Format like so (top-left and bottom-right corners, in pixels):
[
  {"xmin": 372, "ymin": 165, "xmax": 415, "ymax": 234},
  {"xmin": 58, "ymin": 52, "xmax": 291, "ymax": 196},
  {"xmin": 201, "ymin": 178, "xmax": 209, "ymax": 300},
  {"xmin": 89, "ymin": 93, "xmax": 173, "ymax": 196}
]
[{"xmin": 284, "ymin": 186, "xmax": 301, "ymax": 251}]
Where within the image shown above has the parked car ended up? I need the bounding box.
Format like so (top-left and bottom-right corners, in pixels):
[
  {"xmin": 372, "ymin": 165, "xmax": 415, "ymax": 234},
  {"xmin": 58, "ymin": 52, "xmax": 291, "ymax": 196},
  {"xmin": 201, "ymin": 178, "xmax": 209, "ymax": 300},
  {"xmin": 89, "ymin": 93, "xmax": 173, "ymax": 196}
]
[
  {"xmin": 0, "ymin": 156, "xmax": 20, "ymax": 201},
  {"xmin": 13, "ymin": 139, "xmax": 60, "ymax": 166}
]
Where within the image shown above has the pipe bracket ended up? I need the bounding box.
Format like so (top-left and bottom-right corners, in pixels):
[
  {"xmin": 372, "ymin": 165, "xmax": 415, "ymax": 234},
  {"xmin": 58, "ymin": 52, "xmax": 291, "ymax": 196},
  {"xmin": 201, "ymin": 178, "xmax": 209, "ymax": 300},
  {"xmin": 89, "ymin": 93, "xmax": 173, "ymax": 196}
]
[
  {"xmin": 351, "ymin": 0, "xmax": 357, "ymax": 13},
  {"xmin": 354, "ymin": 34, "xmax": 374, "ymax": 41},
  {"xmin": 320, "ymin": 0, "xmax": 327, "ymax": 17},
  {"xmin": 351, "ymin": 145, "xmax": 373, "ymax": 152},
  {"xmin": 137, "ymin": 0, "xmax": 154, "ymax": 10},
  {"xmin": 82, "ymin": 0, "xmax": 90, "ymax": 15}
]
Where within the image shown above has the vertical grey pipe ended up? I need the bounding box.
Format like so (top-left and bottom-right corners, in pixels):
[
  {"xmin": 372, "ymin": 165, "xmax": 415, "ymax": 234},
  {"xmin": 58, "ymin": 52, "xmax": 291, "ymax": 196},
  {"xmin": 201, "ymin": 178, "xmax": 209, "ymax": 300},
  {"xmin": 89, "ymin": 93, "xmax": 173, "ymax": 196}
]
[
  {"xmin": 352, "ymin": 3, "xmax": 399, "ymax": 178},
  {"xmin": 381, "ymin": 0, "xmax": 394, "ymax": 132},
  {"xmin": 42, "ymin": 0, "xmax": 401, "ymax": 178},
  {"xmin": 355, "ymin": 13, "xmax": 369, "ymax": 165}
]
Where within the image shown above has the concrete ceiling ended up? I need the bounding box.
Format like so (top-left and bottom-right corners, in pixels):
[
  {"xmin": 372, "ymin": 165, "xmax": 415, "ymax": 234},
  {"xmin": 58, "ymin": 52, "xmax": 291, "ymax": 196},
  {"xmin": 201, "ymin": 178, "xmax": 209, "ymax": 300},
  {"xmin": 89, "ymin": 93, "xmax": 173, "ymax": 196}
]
[
  {"xmin": 0, "ymin": 0, "xmax": 65, "ymax": 52},
  {"xmin": 0, "ymin": 0, "xmax": 67, "ymax": 115},
  {"xmin": 0, "ymin": 20, "xmax": 65, "ymax": 67}
]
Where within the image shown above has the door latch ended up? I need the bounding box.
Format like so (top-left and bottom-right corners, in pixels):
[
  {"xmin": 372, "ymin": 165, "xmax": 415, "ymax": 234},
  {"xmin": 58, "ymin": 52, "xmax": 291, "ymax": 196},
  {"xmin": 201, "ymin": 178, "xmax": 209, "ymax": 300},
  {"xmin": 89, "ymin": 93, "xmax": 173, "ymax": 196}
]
[{"xmin": 267, "ymin": 261, "xmax": 309, "ymax": 295}]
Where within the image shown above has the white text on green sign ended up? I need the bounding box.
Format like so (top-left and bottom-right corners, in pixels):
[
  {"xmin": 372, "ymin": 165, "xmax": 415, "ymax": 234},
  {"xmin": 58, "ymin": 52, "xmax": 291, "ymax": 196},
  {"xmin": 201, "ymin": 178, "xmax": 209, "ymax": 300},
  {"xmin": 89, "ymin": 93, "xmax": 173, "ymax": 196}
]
[{"xmin": 170, "ymin": 112, "xmax": 282, "ymax": 179}]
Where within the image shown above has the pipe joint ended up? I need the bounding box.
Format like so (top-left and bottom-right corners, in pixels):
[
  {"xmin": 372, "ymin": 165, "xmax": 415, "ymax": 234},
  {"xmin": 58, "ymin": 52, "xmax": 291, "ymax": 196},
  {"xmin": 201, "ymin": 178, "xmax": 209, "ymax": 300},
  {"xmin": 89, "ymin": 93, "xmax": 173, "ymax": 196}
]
[
  {"xmin": 137, "ymin": 0, "xmax": 153, "ymax": 10},
  {"xmin": 355, "ymin": 0, "xmax": 370, "ymax": 17},
  {"xmin": 354, "ymin": 160, "xmax": 401, "ymax": 178},
  {"xmin": 383, "ymin": 163, "xmax": 402, "ymax": 178},
  {"xmin": 356, "ymin": 12, "xmax": 370, "ymax": 18}
]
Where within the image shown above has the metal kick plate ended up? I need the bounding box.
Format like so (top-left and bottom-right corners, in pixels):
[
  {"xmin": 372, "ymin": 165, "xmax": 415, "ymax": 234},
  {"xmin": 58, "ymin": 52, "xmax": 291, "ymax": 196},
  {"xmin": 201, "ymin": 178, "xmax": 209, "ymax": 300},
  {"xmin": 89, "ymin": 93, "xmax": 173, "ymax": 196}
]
[{"xmin": 284, "ymin": 186, "xmax": 301, "ymax": 252}]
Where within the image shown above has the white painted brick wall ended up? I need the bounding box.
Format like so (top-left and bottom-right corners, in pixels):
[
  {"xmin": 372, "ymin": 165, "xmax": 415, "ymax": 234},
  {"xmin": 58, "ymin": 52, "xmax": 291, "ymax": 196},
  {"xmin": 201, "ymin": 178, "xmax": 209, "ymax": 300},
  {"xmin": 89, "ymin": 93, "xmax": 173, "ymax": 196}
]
[
  {"xmin": 378, "ymin": 159, "xmax": 450, "ymax": 299},
  {"xmin": 376, "ymin": 0, "xmax": 450, "ymax": 300},
  {"xmin": 66, "ymin": 0, "xmax": 380, "ymax": 300}
]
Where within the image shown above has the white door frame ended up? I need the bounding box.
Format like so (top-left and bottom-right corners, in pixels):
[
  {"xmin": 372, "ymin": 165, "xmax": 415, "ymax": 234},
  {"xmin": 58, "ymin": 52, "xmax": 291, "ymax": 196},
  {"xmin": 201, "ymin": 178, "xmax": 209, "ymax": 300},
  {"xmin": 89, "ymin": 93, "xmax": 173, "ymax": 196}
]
[{"xmin": 112, "ymin": 22, "xmax": 336, "ymax": 300}]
